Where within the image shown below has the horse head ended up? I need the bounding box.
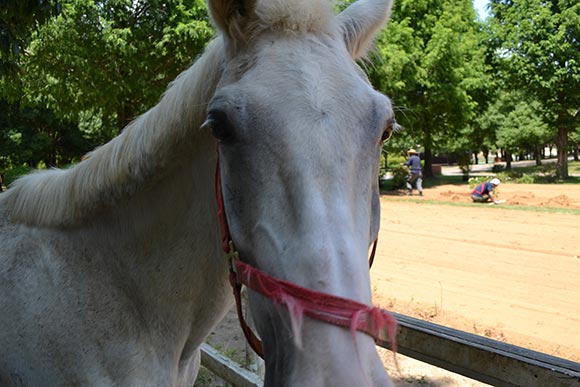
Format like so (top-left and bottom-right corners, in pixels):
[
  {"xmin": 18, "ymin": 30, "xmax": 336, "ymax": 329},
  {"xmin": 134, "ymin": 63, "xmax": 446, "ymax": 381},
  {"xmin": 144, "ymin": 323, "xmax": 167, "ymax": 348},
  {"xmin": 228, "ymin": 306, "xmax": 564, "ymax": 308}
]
[{"xmin": 205, "ymin": 0, "xmax": 396, "ymax": 385}]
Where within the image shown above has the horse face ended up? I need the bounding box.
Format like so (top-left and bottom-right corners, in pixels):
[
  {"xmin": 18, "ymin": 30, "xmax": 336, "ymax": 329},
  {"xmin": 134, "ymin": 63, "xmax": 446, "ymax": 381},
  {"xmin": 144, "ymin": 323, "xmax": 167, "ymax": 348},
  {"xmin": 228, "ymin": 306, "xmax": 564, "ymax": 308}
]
[{"xmin": 206, "ymin": 0, "xmax": 395, "ymax": 385}]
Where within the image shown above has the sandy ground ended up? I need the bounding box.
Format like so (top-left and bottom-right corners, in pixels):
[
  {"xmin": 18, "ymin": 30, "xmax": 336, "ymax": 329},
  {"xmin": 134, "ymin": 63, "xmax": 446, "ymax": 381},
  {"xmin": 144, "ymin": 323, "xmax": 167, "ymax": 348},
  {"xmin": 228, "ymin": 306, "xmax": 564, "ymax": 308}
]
[
  {"xmin": 199, "ymin": 183, "xmax": 580, "ymax": 386},
  {"xmin": 375, "ymin": 184, "xmax": 580, "ymax": 361},
  {"xmin": 414, "ymin": 182, "xmax": 580, "ymax": 209}
]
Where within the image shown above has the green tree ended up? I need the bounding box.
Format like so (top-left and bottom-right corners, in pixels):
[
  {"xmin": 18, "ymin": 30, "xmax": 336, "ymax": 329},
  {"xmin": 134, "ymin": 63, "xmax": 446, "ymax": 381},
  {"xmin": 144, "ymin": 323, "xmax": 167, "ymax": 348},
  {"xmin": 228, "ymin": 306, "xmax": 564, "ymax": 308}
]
[
  {"xmin": 1, "ymin": 0, "xmax": 214, "ymax": 181},
  {"xmin": 19, "ymin": 0, "xmax": 213, "ymax": 137},
  {"xmin": 489, "ymin": 0, "xmax": 580, "ymax": 178},
  {"xmin": 0, "ymin": 0, "xmax": 60, "ymax": 78},
  {"xmin": 494, "ymin": 92, "xmax": 551, "ymax": 166},
  {"xmin": 370, "ymin": 0, "xmax": 489, "ymax": 176},
  {"xmin": 0, "ymin": 98, "xmax": 94, "ymax": 189}
]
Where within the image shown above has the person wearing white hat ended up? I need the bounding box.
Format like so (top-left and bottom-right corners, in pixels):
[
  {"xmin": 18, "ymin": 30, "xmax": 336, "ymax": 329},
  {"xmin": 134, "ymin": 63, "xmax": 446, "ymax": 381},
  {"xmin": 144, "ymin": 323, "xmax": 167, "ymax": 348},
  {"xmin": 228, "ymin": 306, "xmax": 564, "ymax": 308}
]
[
  {"xmin": 402, "ymin": 149, "xmax": 423, "ymax": 196},
  {"xmin": 471, "ymin": 178, "xmax": 502, "ymax": 204}
]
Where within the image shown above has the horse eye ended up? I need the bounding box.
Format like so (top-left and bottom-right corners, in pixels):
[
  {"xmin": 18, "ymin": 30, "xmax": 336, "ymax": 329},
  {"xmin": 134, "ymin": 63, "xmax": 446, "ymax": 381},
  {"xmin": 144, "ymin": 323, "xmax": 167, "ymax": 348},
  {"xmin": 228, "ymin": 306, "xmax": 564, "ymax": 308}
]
[
  {"xmin": 203, "ymin": 110, "xmax": 235, "ymax": 142},
  {"xmin": 381, "ymin": 125, "xmax": 393, "ymax": 143},
  {"xmin": 381, "ymin": 118, "xmax": 398, "ymax": 143}
]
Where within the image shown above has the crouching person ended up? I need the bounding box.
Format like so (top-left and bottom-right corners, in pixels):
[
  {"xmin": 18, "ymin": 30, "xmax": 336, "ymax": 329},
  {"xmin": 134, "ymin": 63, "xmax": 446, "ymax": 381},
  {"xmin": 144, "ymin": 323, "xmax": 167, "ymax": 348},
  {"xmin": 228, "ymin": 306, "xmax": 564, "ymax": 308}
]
[{"xmin": 471, "ymin": 178, "xmax": 501, "ymax": 204}]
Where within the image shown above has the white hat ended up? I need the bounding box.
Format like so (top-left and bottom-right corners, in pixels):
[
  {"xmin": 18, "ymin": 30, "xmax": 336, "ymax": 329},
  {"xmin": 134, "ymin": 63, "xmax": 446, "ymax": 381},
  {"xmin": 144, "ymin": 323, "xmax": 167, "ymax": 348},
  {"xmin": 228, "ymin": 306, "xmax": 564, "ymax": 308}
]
[{"xmin": 490, "ymin": 178, "xmax": 501, "ymax": 186}]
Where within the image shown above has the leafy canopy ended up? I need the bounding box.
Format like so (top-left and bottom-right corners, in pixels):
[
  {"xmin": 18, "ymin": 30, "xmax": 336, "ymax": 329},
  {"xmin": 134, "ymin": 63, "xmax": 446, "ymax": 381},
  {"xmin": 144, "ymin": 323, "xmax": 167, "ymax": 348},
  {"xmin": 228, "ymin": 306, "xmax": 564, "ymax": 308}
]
[
  {"xmin": 489, "ymin": 0, "xmax": 580, "ymax": 177},
  {"xmin": 21, "ymin": 0, "xmax": 214, "ymax": 136}
]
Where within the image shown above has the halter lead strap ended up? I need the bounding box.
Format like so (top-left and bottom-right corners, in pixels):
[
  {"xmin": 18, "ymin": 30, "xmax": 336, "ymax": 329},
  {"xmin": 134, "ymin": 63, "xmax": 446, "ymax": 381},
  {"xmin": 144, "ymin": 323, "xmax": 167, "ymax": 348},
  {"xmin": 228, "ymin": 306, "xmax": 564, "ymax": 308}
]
[{"xmin": 215, "ymin": 146, "xmax": 391, "ymax": 360}]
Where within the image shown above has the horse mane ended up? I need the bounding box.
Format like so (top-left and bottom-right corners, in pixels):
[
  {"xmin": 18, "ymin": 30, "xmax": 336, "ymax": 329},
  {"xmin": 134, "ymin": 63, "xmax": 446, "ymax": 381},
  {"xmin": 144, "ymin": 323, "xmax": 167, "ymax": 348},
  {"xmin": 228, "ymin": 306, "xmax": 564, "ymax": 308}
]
[{"xmin": 2, "ymin": 39, "xmax": 226, "ymax": 227}]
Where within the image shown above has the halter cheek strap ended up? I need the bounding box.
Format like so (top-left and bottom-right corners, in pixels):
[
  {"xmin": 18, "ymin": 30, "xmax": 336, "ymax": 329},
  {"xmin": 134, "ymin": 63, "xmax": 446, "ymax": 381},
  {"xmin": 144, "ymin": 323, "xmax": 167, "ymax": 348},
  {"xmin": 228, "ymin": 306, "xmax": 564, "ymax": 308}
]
[
  {"xmin": 215, "ymin": 145, "xmax": 394, "ymax": 360},
  {"xmin": 215, "ymin": 146, "xmax": 265, "ymax": 356},
  {"xmin": 215, "ymin": 146, "xmax": 232, "ymax": 254}
]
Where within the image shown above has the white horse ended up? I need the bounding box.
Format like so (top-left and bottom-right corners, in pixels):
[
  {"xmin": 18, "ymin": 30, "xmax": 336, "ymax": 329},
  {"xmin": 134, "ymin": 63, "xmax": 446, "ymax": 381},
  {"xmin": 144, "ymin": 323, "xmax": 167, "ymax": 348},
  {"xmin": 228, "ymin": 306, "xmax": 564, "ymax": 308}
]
[{"xmin": 0, "ymin": 0, "xmax": 397, "ymax": 385}]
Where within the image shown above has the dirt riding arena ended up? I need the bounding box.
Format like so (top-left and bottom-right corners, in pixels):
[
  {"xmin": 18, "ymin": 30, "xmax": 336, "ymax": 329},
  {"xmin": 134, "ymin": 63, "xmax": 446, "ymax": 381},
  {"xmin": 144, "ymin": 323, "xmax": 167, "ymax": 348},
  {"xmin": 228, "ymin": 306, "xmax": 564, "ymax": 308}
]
[
  {"xmin": 201, "ymin": 183, "xmax": 580, "ymax": 386},
  {"xmin": 372, "ymin": 183, "xmax": 580, "ymax": 378}
]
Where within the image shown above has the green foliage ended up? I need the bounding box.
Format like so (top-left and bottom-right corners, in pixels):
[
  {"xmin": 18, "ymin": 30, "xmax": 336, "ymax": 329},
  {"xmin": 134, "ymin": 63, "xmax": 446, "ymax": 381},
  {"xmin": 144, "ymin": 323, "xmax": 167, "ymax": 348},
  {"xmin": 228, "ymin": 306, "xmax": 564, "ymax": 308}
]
[
  {"xmin": 390, "ymin": 166, "xmax": 409, "ymax": 190},
  {"xmin": 468, "ymin": 176, "xmax": 489, "ymax": 188},
  {"xmin": 386, "ymin": 154, "xmax": 407, "ymax": 170},
  {"xmin": 457, "ymin": 152, "xmax": 471, "ymax": 174},
  {"xmin": 495, "ymin": 171, "xmax": 524, "ymax": 184},
  {"xmin": 379, "ymin": 151, "xmax": 387, "ymax": 177},
  {"xmin": 489, "ymin": 0, "xmax": 580, "ymax": 178},
  {"xmin": 494, "ymin": 164, "xmax": 561, "ymax": 184},
  {"xmin": 18, "ymin": 0, "xmax": 214, "ymax": 136},
  {"xmin": 0, "ymin": 98, "xmax": 94, "ymax": 176},
  {"xmin": 0, "ymin": 0, "xmax": 60, "ymax": 78},
  {"xmin": 516, "ymin": 174, "xmax": 535, "ymax": 184},
  {"xmin": 4, "ymin": 165, "xmax": 33, "ymax": 186},
  {"xmin": 491, "ymin": 163, "xmax": 505, "ymax": 173},
  {"xmin": 489, "ymin": 91, "xmax": 551, "ymax": 155},
  {"xmin": 1, "ymin": 0, "xmax": 214, "ymax": 178}
]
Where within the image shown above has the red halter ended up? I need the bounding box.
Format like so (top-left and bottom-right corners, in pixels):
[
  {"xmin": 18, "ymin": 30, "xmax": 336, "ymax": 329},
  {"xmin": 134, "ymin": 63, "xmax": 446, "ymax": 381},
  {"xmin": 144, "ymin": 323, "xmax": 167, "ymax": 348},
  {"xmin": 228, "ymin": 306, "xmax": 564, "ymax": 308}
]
[{"xmin": 215, "ymin": 146, "xmax": 396, "ymax": 359}]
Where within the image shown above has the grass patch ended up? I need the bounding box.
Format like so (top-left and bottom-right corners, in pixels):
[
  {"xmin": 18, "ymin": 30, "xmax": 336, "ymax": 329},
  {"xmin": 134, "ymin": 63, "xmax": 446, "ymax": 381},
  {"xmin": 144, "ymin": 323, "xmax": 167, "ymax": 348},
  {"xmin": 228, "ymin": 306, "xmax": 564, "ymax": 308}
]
[
  {"xmin": 569, "ymin": 160, "xmax": 580, "ymax": 175},
  {"xmin": 421, "ymin": 175, "xmax": 465, "ymax": 188},
  {"xmin": 381, "ymin": 196, "xmax": 580, "ymax": 216},
  {"xmin": 195, "ymin": 367, "xmax": 231, "ymax": 387},
  {"xmin": 493, "ymin": 162, "xmax": 580, "ymax": 184},
  {"xmin": 379, "ymin": 175, "xmax": 464, "ymax": 192}
]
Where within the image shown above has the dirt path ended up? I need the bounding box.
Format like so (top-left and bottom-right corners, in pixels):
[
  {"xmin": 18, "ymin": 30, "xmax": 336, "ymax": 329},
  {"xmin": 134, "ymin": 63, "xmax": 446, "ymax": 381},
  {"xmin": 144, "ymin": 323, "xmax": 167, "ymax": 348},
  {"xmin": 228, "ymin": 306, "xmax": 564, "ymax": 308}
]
[{"xmin": 201, "ymin": 183, "xmax": 580, "ymax": 386}]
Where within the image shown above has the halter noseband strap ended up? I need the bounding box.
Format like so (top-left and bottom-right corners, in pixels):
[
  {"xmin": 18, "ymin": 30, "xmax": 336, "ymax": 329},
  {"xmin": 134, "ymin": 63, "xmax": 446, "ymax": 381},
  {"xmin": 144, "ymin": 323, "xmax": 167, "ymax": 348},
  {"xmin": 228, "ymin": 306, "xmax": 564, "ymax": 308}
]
[{"xmin": 215, "ymin": 146, "xmax": 394, "ymax": 360}]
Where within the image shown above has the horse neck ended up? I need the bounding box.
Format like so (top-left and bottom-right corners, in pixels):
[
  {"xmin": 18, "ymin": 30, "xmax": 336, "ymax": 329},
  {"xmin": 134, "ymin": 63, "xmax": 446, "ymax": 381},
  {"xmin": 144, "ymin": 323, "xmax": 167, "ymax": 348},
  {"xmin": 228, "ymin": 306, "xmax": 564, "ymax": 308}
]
[
  {"xmin": 77, "ymin": 38, "xmax": 231, "ymax": 337},
  {"xmin": 83, "ymin": 138, "xmax": 232, "ymax": 340}
]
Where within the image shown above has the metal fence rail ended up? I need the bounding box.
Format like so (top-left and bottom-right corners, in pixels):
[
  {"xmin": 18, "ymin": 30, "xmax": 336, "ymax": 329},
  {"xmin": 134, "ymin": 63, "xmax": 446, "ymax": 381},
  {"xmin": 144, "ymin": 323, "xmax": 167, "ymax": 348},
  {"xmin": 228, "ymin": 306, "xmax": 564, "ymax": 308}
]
[
  {"xmin": 377, "ymin": 313, "xmax": 580, "ymax": 387},
  {"xmin": 201, "ymin": 313, "xmax": 580, "ymax": 387}
]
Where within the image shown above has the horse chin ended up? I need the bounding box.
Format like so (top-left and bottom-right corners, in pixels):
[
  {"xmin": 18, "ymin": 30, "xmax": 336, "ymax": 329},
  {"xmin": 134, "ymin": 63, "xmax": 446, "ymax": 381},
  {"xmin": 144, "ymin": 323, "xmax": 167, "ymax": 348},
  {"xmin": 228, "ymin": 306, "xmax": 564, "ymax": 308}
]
[
  {"xmin": 262, "ymin": 331, "xmax": 393, "ymax": 387},
  {"xmin": 264, "ymin": 348, "xmax": 393, "ymax": 387}
]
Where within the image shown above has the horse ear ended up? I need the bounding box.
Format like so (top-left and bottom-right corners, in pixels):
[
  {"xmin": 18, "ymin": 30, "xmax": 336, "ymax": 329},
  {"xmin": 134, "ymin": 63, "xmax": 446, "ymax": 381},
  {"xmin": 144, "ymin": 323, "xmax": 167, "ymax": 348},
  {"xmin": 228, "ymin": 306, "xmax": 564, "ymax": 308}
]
[
  {"xmin": 208, "ymin": 0, "xmax": 258, "ymax": 44},
  {"xmin": 337, "ymin": 0, "xmax": 394, "ymax": 60}
]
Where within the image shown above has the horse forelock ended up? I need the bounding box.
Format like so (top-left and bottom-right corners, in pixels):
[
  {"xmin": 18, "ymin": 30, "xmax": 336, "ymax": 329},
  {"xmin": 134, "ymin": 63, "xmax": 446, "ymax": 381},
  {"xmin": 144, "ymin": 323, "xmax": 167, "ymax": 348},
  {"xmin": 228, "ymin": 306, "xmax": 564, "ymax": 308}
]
[
  {"xmin": 1, "ymin": 39, "xmax": 226, "ymax": 228},
  {"xmin": 253, "ymin": 0, "xmax": 336, "ymax": 35}
]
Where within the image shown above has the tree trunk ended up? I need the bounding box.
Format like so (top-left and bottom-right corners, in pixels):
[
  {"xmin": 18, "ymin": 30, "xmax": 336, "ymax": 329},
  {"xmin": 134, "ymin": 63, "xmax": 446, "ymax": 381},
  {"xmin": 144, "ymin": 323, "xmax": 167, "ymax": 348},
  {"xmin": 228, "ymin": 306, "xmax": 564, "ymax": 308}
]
[
  {"xmin": 535, "ymin": 145, "xmax": 542, "ymax": 166},
  {"xmin": 117, "ymin": 104, "xmax": 134, "ymax": 132},
  {"xmin": 556, "ymin": 125, "xmax": 569, "ymax": 179},
  {"xmin": 504, "ymin": 149, "xmax": 512, "ymax": 170},
  {"xmin": 423, "ymin": 128, "xmax": 433, "ymax": 178}
]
